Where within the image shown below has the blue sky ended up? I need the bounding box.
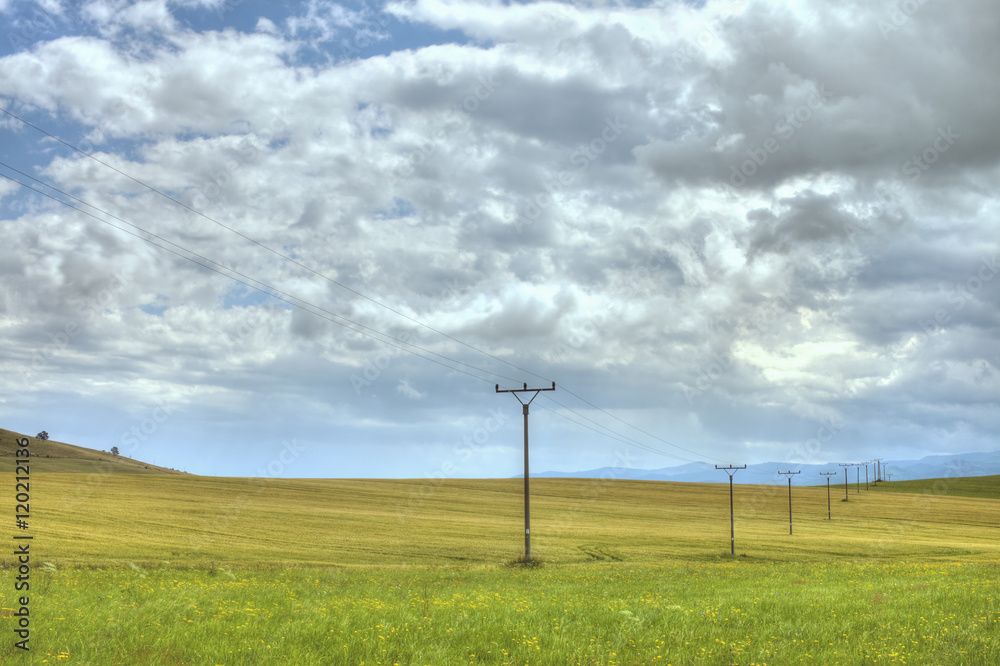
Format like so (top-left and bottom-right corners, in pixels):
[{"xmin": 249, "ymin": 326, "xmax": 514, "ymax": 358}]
[{"xmin": 1, "ymin": 0, "xmax": 998, "ymax": 483}]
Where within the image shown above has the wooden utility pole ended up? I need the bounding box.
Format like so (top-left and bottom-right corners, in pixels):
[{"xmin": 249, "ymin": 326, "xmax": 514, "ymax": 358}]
[
  {"xmin": 820, "ymin": 472, "xmax": 837, "ymax": 519},
  {"xmin": 777, "ymin": 471, "xmax": 801, "ymax": 534},
  {"xmin": 715, "ymin": 465, "xmax": 746, "ymax": 555},
  {"xmin": 495, "ymin": 381, "xmax": 555, "ymax": 562},
  {"xmin": 838, "ymin": 463, "xmax": 852, "ymax": 501}
]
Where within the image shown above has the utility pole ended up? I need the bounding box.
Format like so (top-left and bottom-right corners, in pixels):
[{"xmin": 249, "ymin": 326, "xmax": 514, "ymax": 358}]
[
  {"xmin": 865, "ymin": 462, "xmax": 869, "ymax": 490},
  {"xmin": 496, "ymin": 381, "xmax": 556, "ymax": 562},
  {"xmin": 777, "ymin": 471, "xmax": 800, "ymax": 535},
  {"xmin": 874, "ymin": 458, "xmax": 882, "ymax": 484},
  {"xmin": 838, "ymin": 463, "xmax": 852, "ymax": 501},
  {"xmin": 715, "ymin": 465, "xmax": 746, "ymax": 555},
  {"xmin": 820, "ymin": 472, "xmax": 837, "ymax": 519},
  {"xmin": 856, "ymin": 465, "xmax": 860, "ymax": 494}
]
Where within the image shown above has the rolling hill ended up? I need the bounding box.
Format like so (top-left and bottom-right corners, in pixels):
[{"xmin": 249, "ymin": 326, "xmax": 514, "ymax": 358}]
[{"xmin": 1, "ymin": 427, "xmax": 189, "ymax": 475}]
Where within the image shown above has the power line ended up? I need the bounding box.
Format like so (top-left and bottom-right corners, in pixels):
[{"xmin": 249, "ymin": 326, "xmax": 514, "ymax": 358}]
[
  {"xmin": 0, "ymin": 165, "xmax": 521, "ymax": 387},
  {"xmin": 549, "ymin": 388, "xmax": 750, "ymax": 467},
  {"xmin": 538, "ymin": 396, "xmax": 708, "ymax": 465},
  {"xmin": 0, "ymin": 105, "xmax": 554, "ymax": 386},
  {"xmin": 2, "ymin": 162, "xmax": 732, "ymax": 468},
  {"xmin": 0, "ymin": 109, "xmax": 774, "ymax": 468}
]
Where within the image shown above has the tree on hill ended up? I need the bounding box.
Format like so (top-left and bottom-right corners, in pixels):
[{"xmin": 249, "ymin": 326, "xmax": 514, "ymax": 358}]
[
  {"xmin": 36, "ymin": 431, "xmax": 49, "ymax": 440},
  {"xmin": 111, "ymin": 446, "xmax": 120, "ymax": 456}
]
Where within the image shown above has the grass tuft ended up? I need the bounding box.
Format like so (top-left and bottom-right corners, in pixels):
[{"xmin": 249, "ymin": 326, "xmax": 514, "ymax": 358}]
[{"xmin": 504, "ymin": 554, "xmax": 545, "ymax": 568}]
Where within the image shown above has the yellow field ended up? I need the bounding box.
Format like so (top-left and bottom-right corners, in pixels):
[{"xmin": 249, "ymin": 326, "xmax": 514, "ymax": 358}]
[
  {"xmin": 3, "ymin": 428, "xmax": 1000, "ymax": 664},
  {"xmin": 5, "ymin": 471, "xmax": 998, "ymax": 569}
]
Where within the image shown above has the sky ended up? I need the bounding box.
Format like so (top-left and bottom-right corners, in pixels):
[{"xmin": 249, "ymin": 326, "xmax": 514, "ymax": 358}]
[{"xmin": 0, "ymin": 0, "xmax": 997, "ymax": 482}]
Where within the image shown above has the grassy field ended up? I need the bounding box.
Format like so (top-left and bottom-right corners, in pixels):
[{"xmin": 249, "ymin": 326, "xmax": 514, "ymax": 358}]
[
  {"xmin": 0, "ymin": 428, "xmax": 187, "ymax": 475},
  {"xmin": 2, "ymin": 428, "xmax": 999, "ymax": 663},
  {"xmin": 3, "ymin": 560, "xmax": 997, "ymax": 665},
  {"xmin": 870, "ymin": 475, "xmax": 1000, "ymax": 500},
  {"xmin": 3, "ymin": 472, "xmax": 998, "ymax": 568}
]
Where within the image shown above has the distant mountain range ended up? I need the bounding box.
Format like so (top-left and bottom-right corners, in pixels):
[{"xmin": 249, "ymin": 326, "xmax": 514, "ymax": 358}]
[{"xmin": 529, "ymin": 451, "xmax": 1000, "ymax": 485}]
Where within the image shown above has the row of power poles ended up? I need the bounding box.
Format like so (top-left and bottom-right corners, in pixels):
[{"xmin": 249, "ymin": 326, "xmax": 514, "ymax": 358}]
[
  {"xmin": 714, "ymin": 459, "xmax": 889, "ymax": 555},
  {"xmin": 494, "ymin": 380, "xmax": 891, "ymax": 562}
]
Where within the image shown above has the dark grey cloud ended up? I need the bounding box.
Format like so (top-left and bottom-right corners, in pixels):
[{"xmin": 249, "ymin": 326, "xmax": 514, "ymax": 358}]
[{"xmin": 0, "ymin": 0, "xmax": 996, "ymax": 477}]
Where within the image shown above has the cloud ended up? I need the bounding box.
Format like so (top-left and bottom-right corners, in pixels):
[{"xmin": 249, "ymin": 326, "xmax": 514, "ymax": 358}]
[
  {"xmin": 396, "ymin": 379, "xmax": 425, "ymax": 399},
  {"xmin": 0, "ymin": 0, "xmax": 996, "ymax": 477}
]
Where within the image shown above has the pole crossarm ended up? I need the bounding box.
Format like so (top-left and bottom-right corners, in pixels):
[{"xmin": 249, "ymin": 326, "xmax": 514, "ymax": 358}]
[
  {"xmin": 820, "ymin": 472, "xmax": 837, "ymax": 520},
  {"xmin": 777, "ymin": 471, "xmax": 800, "ymax": 535},
  {"xmin": 495, "ymin": 381, "xmax": 556, "ymax": 398},
  {"xmin": 715, "ymin": 465, "xmax": 746, "ymax": 555},
  {"xmin": 495, "ymin": 381, "xmax": 556, "ymax": 562},
  {"xmin": 838, "ymin": 463, "xmax": 853, "ymax": 501}
]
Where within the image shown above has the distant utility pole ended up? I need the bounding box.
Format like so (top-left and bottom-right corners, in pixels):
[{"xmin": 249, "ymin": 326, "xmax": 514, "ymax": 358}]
[
  {"xmin": 820, "ymin": 472, "xmax": 837, "ymax": 519},
  {"xmin": 887, "ymin": 473, "xmax": 893, "ymax": 482},
  {"xmin": 838, "ymin": 463, "xmax": 852, "ymax": 501},
  {"xmin": 777, "ymin": 471, "xmax": 801, "ymax": 535},
  {"xmin": 856, "ymin": 465, "xmax": 860, "ymax": 494},
  {"xmin": 495, "ymin": 381, "xmax": 556, "ymax": 562},
  {"xmin": 715, "ymin": 465, "xmax": 746, "ymax": 555},
  {"xmin": 874, "ymin": 458, "xmax": 882, "ymax": 483},
  {"xmin": 865, "ymin": 463, "xmax": 870, "ymax": 490}
]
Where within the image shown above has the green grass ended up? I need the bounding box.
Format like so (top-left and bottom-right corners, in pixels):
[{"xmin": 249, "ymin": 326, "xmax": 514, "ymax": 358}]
[
  {"xmin": 2, "ymin": 427, "xmax": 999, "ymax": 663},
  {"xmin": 3, "ymin": 560, "xmax": 997, "ymax": 664},
  {"xmin": 871, "ymin": 475, "xmax": 1000, "ymax": 500}
]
